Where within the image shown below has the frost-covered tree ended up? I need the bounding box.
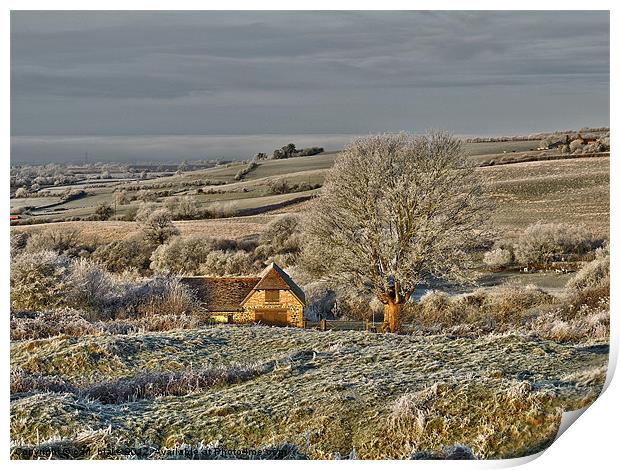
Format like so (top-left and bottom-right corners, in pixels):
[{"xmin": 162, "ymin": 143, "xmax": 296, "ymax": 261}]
[
  {"xmin": 303, "ymin": 131, "xmax": 490, "ymax": 332},
  {"xmin": 137, "ymin": 208, "xmax": 179, "ymax": 245}
]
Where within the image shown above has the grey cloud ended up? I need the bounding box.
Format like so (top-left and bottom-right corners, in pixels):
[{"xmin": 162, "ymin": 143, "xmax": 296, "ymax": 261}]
[{"xmin": 10, "ymin": 10, "xmax": 609, "ymax": 161}]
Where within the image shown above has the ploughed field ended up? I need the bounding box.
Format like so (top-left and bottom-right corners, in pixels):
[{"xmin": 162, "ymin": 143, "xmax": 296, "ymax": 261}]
[{"xmin": 11, "ymin": 326, "xmax": 607, "ymax": 459}]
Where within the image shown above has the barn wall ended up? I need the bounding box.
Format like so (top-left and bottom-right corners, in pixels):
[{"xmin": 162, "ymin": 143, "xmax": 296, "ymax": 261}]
[{"xmin": 238, "ymin": 289, "xmax": 304, "ymax": 327}]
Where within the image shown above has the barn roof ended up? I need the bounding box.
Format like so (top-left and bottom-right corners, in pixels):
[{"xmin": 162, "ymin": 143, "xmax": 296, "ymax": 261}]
[{"xmin": 181, "ymin": 276, "xmax": 260, "ymax": 312}]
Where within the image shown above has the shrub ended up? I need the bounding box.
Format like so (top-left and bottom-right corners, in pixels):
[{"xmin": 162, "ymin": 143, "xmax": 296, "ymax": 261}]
[
  {"xmin": 10, "ymin": 232, "xmax": 30, "ymax": 257},
  {"xmin": 234, "ymin": 161, "xmax": 259, "ymax": 181},
  {"xmin": 14, "ymin": 187, "xmax": 29, "ymax": 198},
  {"xmin": 254, "ymin": 214, "xmax": 301, "ymax": 265},
  {"xmin": 150, "ymin": 236, "xmax": 236, "ymax": 274},
  {"xmin": 335, "ymin": 291, "xmax": 378, "ymax": 321},
  {"xmin": 91, "ymin": 235, "xmax": 156, "ymax": 273},
  {"xmin": 302, "ymin": 282, "xmax": 337, "ymax": 321},
  {"xmin": 65, "ymin": 259, "xmax": 114, "ymax": 315},
  {"xmin": 206, "ymin": 201, "xmax": 238, "ymax": 218},
  {"xmin": 10, "ymin": 310, "xmax": 210, "ymax": 340},
  {"xmin": 513, "ymin": 222, "xmax": 599, "ymax": 266},
  {"xmin": 483, "ymin": 248, "xmax": 513, "ymax": 269},
  {"xmin": 566, "ymin": 244, "xmax": 609, "ymax": 292},
  {"xmin": 128, "ymin": 274, "xmax": 196, "ymax": 318},
  {"xmin": 10, "ymin": 251, "xmax": 71, "ymax": 311},
  {"xmin": 533, "ymin": 298, "xmax": 609, "ymax": 343},
  {"xmin": 137, "ymin": 208, "xmax": 179, "ymax": 245},
  {"xmin": 136, "ymin": 189, "xmax": 157, "ymax": 202},
  {"xmin": 569, "ymin": 139, "xmax": 584, "ymax": 153},
  {"xmin": 24, "ymin": 228, "xmax": 82, "ymax": 256},
  {"xmin": 164, "ymin": 196, "xmax": 198, "ymax": 220},
  {"xmin": 297, "ymin": 146, "xmax": 324, "ymax": 157},
  {"xmin": 267, "ymin": 179, "xmax": 321, "ymax": 195},
  {"xmin": 410, "ymin": 284, "xmax": 554, "ymax": 333},
  {"xmin": 198, "ymin": 250, "xmax": 255, "ymax": 276},
  {"xmin": 478, "ymin": 284, "xmax": 553, "ymax": 324},
  {"xmin": 10, "ymin": 309, "xmax": 100, "ymax": 340},
  {"xmin": 94, "ymin": 202, "xmax": 113, "ymax": 221},
  {"xmin": 412, "ymin": 290, "xmax": 466, "ymax": 329},
  {"xmin": 60, "ymin": 189, "xmax": 87, "ymax": 202},
  {"xmin": 115, "ymin": 190, "xmax": 130, "ymax": 205}
]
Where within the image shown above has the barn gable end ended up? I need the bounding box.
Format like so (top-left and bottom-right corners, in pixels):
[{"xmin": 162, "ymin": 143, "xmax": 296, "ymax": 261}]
[{"xmin": 180, "ymin": 262, "xmax": 305, "ymax": 327}]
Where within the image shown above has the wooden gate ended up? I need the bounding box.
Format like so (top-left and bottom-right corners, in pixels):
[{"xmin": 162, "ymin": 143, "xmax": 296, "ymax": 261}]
[{"xmin": 255, "ymin": 309, "xmax": 289, "ymax": 326}]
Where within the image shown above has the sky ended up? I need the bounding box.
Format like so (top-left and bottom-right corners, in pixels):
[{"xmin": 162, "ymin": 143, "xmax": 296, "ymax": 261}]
[{"xmin": 10, "ymin": 11, "xmax": 610, "ymax": 163}]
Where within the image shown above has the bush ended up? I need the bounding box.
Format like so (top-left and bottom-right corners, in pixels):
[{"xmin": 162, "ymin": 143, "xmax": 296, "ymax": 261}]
[
  {"xmin": 533, "ymin": 298, "xmax": 609, "ymax": 343},
  {"xmin": 302, "ymin": 282, "xmax": 337, "ymax": 321},
  {"xmin": 569, "ymin": 139, "xmax": 584, "ymax": 153},
  {"xmin": 94, "ymin": 203, "xmax": 113, "ymax": 221},
  {"xmin": 10, "ymin": 232, "xmax": 30, "ymax": 257},
  {"xmin": 410, "ymin": 284, "xmax": 554, "ymax": 333},
  {"xmin": 24, "ymin": 228, "xmax": 83, "ymax": 256},
  {"xmin": 126, "ymin": 274, "xmax": 196, "ymax": 318},
  {"xmin": 254, "ymin": 215, "xmax": 301, "ymax": 266},
  {"xmin": 150, "ymin": 236, "xmax": 237, "ymax": 274},
  {"xmin": 164, "ymin": 196, "xmax": 198, "ymax": 220},
  {"xmin": 206, "ymin": 201, "xmax": 238, "ymax": 218},
  {"xmin": 91, "ymin": 235, "xmax": 156, "ymax": 273},
  {"xmin": 198, "ymin": 250, "xmax": 256, "ymax": 276},
  {"xmin": 336, "ymin": 291, "xmax": 378, "ymax": 321},
  {"xmin": 11, "ymin": 251, "xmax": 71, "ymax": 311},
  {"xmin": 483, "ymin": 248, "xmax": 513, "ymax": 270},
  {"xmin": 267, "ymin": 178, "xmax": 321, "ymax": 195},
  {"xmin": 137, "ymin": 208, "xmax": 179, "ymax": 245},
  {"xmin": 65, "ymin": 259, "xmax": 114, "ymax": 314},
  {"xmin": 10, "ymin": 310, "xmax": 210, "ymax": 340},
  {"xmin": 513, "ymin": 223, "xmax": 599, "ymax": 266},
  {"xmin": 115, "ymin": 190, "xmax": 130, "ymax": 205},
  {"xmin": 566, "ymin": 244, "xmax": 609, "ymax": 292},
  {"xmin": 14, "ymin": 187, "xmax": 29, "ymax": 198},
  {"xmin": 10, "ymin": 309, "xmax": 100, "ymax": 340},
  {"xmin": 234, "ymin": 161, "xmax": 259, "ymax": 181},
  {"xmin": 478, "ymin": 284, "xmax": 553, "ymax": 324}
]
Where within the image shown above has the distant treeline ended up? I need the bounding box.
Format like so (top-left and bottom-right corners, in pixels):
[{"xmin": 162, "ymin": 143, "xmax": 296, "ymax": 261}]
[
  {"xmin": 255, "ymin": 143, "xmax": 324, "ymax": 161},
  {"xmin": 465, "ymin": 127, "xmax": 610, "ymax": 143}
]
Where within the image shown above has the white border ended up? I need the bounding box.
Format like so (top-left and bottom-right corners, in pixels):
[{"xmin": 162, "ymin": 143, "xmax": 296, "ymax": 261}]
[{"xmin": 3, "ymin": 2, "xmax": 615, "ymax": 468}]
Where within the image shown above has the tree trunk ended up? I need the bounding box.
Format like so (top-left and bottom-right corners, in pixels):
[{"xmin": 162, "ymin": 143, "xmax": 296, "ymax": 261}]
[{"xmin": 383, "ymin": 301, "xmax": 402, "ymax": 333}]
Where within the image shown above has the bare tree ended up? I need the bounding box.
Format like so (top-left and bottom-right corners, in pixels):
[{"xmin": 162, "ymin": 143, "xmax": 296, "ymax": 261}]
[{"xmin": 302, "ymin": 131, "xmax": 490, "ymax": 332}]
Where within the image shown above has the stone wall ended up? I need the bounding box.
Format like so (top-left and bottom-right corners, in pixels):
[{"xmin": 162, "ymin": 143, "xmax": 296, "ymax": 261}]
[{"xmin": 239, "ymin": 289, "xmax": 304, "ymax": 327}]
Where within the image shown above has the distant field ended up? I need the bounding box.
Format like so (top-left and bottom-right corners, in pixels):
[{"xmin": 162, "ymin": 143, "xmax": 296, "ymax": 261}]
[
  {"xmin": 483, "ymin": 156, "xmax": 609, "ymax": 236},
  {"xmin": 12, "ymin": 153, "xmax": 610, "ymax": 245},
  {"xmin": 11, "ymin": 138, "xmax": 610, "ymax": 244},
  {"xmin": 463, "ymin": 140, "xmax": 539, "ymax": 156}
]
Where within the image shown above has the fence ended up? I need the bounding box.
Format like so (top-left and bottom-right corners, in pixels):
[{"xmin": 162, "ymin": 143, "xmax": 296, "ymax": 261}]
[{"xmin": 304, "ymin": 319, "xmax": 414, "ymax": 333}]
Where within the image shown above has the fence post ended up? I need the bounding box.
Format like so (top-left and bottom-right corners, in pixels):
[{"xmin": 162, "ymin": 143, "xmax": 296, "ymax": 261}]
[{"xmin": 320, "ymin": 319, "xmax": 326, "ymax": 331}]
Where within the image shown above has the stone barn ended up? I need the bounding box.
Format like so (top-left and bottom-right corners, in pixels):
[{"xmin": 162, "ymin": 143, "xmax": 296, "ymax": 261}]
[{"xmin": 180, "ymin": 262, "xmax": 305, "ymax": 327}]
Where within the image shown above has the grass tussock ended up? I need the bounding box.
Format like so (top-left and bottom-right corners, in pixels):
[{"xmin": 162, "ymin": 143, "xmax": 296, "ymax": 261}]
[
  {"xmin": 374, "ymin": 380, "xmax": 560, "ymax": 459},
  {"xmin": 10, "ymin": 310, "xmax": 213, "ymax": 340}
]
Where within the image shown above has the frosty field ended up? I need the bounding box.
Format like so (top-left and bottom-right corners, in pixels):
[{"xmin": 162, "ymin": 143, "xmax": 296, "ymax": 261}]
[{"xmin": 10, "ymin": 326, "xmax": 607, "ymax": 459}]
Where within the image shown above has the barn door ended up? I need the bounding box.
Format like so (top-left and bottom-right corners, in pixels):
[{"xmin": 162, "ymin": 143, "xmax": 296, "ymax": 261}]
[{"xmin": 255, "ymin": 309, "xmax": 288, "ymax": 326}]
